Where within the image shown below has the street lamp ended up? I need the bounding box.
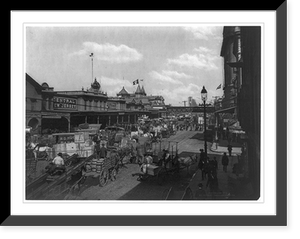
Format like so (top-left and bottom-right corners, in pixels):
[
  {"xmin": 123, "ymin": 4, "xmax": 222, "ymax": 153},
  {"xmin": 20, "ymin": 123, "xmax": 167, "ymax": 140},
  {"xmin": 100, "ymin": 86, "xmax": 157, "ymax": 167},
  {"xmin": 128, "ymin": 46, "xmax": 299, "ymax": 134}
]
[{"xmin": 201, "ymin": 86, "xmax": 208, "ymax": 156}]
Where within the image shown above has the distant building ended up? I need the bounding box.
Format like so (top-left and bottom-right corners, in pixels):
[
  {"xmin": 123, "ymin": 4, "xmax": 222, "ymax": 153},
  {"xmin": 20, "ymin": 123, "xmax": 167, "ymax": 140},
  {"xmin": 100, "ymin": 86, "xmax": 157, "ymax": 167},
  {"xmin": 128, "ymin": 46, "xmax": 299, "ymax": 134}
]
[
  {"xmin": 188, "ymin": 97, "xmax": 192, "ymax": 107},
  {"xmin": 116, "ymin": 84, "xmax": 166, "ymax": 118}
]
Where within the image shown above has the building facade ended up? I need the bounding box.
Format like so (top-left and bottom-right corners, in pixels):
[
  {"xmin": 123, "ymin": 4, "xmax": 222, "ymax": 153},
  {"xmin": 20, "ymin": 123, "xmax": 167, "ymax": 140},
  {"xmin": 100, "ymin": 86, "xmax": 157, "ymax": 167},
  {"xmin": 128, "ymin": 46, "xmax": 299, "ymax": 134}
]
[
  {"xmin": 237, "ymin": 26, "xmax": 261, "ymax": 199},
  {"xmin": 216, "ymin": 26, "xmax": 243, "ymax": 127},
  {"xmin": 116, "ymin": 84, "xmax": 166, "ymax": 118},
  {"xmin": 26, "ymin": 74, "xmax": 167, "ymax": 134},
  {"xmin": 218, "ymin": 26, "xmax": 261, "ymax": 199},
  {"xmin": 26, "ymin": 74, "xmax": 43, "ymax": 134}
]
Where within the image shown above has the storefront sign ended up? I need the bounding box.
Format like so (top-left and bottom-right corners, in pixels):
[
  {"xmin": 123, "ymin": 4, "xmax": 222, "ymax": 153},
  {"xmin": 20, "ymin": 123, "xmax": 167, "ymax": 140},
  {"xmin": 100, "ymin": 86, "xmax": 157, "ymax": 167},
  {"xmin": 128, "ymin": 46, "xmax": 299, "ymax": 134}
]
[
  {"xmin": 74, "ymin": 132, "xmax": 85, "ymax": 143},
  {"xmin": 53, "ymin": 97, "xmax": 77, "ymax": 110}
]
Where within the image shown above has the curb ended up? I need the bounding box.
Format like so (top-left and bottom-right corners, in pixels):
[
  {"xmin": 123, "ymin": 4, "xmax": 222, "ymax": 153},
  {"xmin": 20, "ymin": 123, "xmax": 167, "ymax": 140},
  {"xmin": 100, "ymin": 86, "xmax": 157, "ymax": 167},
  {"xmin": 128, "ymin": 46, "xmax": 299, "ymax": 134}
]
[{"xmin": 210, "ymin": 144, "xmax": 242, "ymax": 156}]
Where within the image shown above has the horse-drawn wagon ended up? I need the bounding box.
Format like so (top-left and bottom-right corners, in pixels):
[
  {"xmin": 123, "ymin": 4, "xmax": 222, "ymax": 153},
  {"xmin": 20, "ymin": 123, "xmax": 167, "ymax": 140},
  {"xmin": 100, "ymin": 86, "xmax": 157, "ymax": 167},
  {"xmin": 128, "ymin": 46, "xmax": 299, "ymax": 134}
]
[
  {"xmin": 81, "ymin": 149, "xmax": 122, "ymax": 187},
  {"xmin": 132, "ymin": 145, "xmax": 197, "ymax": 184}
]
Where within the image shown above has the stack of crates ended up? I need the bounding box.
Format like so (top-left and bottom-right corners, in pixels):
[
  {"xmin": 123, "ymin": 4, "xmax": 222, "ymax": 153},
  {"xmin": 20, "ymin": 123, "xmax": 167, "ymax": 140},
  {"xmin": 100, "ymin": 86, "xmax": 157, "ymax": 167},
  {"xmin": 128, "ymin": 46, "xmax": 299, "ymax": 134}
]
[
  {"xmin": 96, "ymin": 158, "xmax": 104, "ymax": 173},
  {"xmin": 86, "ymin": 158, "xmax": 104, "ymax": 173}
]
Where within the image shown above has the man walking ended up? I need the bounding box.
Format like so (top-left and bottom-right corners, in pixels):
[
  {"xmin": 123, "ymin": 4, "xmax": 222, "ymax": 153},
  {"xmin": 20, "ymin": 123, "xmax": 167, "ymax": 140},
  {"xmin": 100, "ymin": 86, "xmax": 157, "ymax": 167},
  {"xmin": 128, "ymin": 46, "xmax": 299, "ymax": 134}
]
[
  {"xmin": 227, "ymin": 144, "xmax": 233, "ymax": 156},
  {"xmin": 212, "ymin": 156, "xmax": 218, "ymax": 171},
  {"xmin": 221, "ymin": 152, "xmax": 229, "ymax": 173},
  {"xmin": 198, "ymin": 149, "xmax": 207, "ymax": 180}
]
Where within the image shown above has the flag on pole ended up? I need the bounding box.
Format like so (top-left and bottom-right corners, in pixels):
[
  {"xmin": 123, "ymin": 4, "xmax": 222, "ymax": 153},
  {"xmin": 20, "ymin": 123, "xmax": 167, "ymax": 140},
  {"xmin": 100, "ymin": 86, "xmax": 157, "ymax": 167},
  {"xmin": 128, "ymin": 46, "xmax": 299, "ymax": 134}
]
[
  {"xmin": 216, "ymin": 84, "xmax": 222, "ymax": 90},
  {"xmin": 133, "ymin": 79, "xmax": 139, "ymax": 85},
  {"xmin": 89, "ymin": 53, "xmax": 93, "ymax": 57}
]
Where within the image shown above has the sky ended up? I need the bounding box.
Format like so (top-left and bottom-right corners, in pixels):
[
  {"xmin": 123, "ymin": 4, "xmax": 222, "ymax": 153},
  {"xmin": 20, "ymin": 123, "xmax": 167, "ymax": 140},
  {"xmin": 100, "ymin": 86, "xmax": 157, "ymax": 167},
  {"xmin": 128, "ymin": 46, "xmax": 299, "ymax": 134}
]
[{"xmin": 26, "ymin": 26, "xmax": 224, "ymax": 106}]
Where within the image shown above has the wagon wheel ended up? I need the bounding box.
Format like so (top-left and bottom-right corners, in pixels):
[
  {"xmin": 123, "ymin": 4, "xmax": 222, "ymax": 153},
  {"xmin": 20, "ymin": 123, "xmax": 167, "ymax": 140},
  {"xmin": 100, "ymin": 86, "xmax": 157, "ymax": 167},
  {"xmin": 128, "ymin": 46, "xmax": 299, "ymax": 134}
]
[
  {"xmin": 65, "ymin": 160, "xmax": 72, "ymax": 167},
  {"xmin": 99, "ymin": 170, "xmax": 109, "ymax": 187},
  {"xmin": 110, "ymin": 168, "xmax": 117, "ymax": 181},
  {"xmin": 115, "ymin": 163, "xmax": 120, "ymax": 173}
]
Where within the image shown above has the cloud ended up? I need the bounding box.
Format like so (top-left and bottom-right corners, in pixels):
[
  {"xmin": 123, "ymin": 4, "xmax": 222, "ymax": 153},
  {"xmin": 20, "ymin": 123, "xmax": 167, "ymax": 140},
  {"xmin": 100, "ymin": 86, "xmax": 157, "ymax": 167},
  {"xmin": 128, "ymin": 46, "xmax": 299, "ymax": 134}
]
[
  {"xmin": 167, "ymin": 46, "xmax": 221, "ymax": 71},
  {"xmin": 167, "ymin": 53, "xmax": 219, "ymax": 71},
  {"xmin": 71, "ymin": 42, "xmax": 143, "ymax": 63},
  {"xmin": 162, "ymin": 83, "xmax": 202, "ymax": 105},
  {"xmin": 148, "ymin": 71, "xmax": 184, "ymax": 85},
  {"xmin": 193, "ymin": 46, "xmax": 213, "ymax": 54},
  {"xmin": 97, "ymin": 76, "xmax": 134, "ymax": 96},
  {"xmin": 184, "ymin": 26, "xmax": 223, "ymax": 40},
  {"xmin": 161, "ymin": 70, "xmax": 193, "ymax": 79},
  {"xmin": 100, "ymin": 76, "xmax": 132, "ymax": 87}
]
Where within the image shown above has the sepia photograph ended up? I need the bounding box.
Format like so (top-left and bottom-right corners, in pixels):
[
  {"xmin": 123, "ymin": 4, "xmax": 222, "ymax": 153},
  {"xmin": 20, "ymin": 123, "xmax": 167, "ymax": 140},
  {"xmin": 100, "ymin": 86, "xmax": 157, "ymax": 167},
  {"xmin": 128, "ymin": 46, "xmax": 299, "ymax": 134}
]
[{"xmin": 25, "ymin": 24, "xmax": 261, "ymax": 201}]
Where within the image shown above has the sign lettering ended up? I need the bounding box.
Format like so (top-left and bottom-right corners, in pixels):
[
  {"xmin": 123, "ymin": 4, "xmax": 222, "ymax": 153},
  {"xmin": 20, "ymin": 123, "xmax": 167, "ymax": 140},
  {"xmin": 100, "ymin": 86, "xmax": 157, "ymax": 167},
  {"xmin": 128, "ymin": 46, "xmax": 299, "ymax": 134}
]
[{"xmin": 53, "ymin": 97, "xmax": 77, "ymax": 110}]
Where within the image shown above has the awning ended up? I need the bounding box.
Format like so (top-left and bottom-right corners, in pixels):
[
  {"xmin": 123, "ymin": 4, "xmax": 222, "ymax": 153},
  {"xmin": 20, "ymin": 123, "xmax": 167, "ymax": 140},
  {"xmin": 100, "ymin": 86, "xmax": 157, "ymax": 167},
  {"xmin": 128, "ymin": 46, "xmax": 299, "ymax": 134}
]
[
  {"xmin": 214, "ymin": 106, "xmax": 236, "ymax": 114},
  {"xmin": 228, "ymin": 120, "xmax": 245, "ymax": 134},
  {"xmin": 229, "ymin": 129, "xmax": 245, "ymax": 134}
]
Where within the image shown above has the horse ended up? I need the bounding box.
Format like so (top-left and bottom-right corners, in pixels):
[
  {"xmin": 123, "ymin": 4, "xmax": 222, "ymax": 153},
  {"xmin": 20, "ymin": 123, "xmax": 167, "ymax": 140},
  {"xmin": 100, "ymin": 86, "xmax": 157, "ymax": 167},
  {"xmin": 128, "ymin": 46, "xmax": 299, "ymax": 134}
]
[
  {"xmin": 177, "ymin": 154, "xmax": 197, "ymax": 175},
  {"xmin": 28, "ymin": 142, "xmax": 52, "ymax": 161}
]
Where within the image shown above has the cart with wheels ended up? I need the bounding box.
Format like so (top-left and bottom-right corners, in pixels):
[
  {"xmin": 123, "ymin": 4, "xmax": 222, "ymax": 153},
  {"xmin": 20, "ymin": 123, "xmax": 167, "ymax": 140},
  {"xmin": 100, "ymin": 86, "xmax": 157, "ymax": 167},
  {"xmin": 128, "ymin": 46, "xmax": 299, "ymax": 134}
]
[
  {"xmin": 131, "ymin": 151, "xmax": 197, "ymax": 184},
  {"xmin": 81, "ymin": 150, "xmax": 121, "ymax": 187}
]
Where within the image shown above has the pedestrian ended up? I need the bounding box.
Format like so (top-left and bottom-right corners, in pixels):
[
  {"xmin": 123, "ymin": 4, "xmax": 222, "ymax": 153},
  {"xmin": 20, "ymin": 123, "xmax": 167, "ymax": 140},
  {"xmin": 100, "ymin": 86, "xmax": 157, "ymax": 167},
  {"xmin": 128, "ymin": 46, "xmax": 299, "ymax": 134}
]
[
  {"xmin": 92, "ymin": 133, "xmax": 99, "ymax": 144},
  {"xmin": 227, "ymin": 144, "xmax": 233, "ymax": 156},
  {"xmin": 221, "ymin": 152, "xmax": 229, "ymax": 173},
  {"xmin": 130, "ymin": 139, "xmax": 137, "ymax": 163},
  {"xmin": 99, "ymin": 143, "xmax": 107, "ymax": 159},
  {"xmin": 94, "ymin": 141, "xmax": 101, "ymax": 159},
  {"xmin": 212, "ymin": 156, "xmax": 218, "ymax": 171},
  {"xmin": 206, "ymin": 167, "xmax": 218, "ymax": 192},
  {"xmin": 136, "ymin": 141, "xmax": 144, "ymax": 165},
  {"xmin": 160, "ymin": 149, "xmax": 171, "ymax": 168},
  {"xmin": 203, "ymin": 156, "xmax": 210, "ymax": 180},
  {"xmin": 226, "ymin": 126, "xmax": 229, "ymax": 139},
  {"xmin": 198, "ymin": 149, "xmax": 207, "ymax": 180}
]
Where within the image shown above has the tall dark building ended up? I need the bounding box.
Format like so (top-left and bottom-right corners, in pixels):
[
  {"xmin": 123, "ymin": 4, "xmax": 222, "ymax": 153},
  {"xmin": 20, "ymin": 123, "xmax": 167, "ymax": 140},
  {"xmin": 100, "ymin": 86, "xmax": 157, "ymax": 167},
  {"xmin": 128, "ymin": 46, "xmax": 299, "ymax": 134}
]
[
  {"xmin": 238, "ymin": 26, "xmax": 261, "ymax": 199},
  {"xmin": 220, "ymin": 26, "xmax": 261, "ymax": 199}
]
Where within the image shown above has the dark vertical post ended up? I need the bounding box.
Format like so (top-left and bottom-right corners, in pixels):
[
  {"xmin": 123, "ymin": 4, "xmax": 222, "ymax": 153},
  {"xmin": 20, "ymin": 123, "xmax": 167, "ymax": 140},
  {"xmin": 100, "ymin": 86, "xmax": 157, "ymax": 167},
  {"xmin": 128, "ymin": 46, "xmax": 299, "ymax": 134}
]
[{"xmin": 204, "ymin": 100, "xmax": 207, "ymax": 156}]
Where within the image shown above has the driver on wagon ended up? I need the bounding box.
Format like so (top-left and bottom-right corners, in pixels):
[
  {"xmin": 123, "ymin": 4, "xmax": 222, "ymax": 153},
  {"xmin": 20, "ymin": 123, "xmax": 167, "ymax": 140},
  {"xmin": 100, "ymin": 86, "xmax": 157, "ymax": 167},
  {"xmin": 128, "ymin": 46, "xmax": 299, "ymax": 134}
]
[{"xmin": 52, "ymin": 152, "xmax": 65, "ymax": 167}]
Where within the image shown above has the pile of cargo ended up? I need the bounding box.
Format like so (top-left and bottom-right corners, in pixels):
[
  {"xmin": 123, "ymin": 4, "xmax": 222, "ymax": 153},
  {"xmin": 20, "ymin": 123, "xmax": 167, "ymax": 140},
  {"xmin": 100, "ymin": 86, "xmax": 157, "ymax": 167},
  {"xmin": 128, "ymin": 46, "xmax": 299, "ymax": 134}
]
[{"xmin": 85, "ymin": 158, "xmax": 104, "ymax": 173}]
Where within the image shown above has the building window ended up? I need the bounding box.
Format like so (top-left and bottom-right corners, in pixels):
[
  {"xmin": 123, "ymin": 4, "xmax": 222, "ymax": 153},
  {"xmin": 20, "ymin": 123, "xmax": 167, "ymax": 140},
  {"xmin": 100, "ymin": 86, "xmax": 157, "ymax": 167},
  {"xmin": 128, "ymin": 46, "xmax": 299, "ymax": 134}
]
[{"xmin": 48, "ymin": 98, "xmax": 51, "ymax": 110}]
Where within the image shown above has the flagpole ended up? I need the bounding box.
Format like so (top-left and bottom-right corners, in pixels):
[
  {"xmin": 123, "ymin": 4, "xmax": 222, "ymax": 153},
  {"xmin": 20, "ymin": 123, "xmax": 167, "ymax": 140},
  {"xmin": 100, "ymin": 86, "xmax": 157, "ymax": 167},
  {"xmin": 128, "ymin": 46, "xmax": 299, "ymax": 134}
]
[
  {"xmin": 91, "ymin": 55, "xmax": 93, "ymax": 83},
  {"xmin": 90, "ymin": 53, "xmax": 94, "ymax": 84}
]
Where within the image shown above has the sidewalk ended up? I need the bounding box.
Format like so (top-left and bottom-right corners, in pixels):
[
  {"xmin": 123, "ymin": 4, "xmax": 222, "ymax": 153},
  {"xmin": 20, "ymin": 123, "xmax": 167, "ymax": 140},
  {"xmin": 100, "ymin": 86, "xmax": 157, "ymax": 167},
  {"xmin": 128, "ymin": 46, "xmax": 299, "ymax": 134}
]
[
  {"xmin": 210, "ymin": 139, "xmax": 242, "ymax": 156},
  {"xmin": 188, "ymin": 156, "xmax": 253, "ymax": 200},
  {"xmin": 188, "ymin": 154, "xmax": 246, "ymax": 200}
]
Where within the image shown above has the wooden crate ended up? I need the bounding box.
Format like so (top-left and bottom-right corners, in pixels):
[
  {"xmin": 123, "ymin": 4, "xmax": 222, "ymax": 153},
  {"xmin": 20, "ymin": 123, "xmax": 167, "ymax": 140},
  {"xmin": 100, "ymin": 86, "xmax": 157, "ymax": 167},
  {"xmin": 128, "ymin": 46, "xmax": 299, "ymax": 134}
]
[{"xmin": 146, "ymin": 165, "xmax": 160, "ymax": 176}]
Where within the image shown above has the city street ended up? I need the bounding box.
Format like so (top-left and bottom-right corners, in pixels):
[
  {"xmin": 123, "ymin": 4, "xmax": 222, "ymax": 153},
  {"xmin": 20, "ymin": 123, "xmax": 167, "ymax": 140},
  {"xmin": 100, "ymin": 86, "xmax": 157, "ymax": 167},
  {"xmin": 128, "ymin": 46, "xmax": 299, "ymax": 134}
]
[
  {"xmin": 76, "ymin": 130, "xmax": 241, "ymax": 200},
  {"xmin": 25, "ymin": 24, "xmax": 257, "ymax": 202}
]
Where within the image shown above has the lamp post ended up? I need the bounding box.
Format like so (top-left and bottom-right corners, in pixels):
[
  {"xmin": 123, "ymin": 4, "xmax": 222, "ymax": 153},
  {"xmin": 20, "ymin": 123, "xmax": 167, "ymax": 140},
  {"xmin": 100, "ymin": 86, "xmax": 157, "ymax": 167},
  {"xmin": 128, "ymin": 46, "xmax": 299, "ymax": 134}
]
[{"xmin": 201, "ymin": 86, "xmax": 208, "ymax": 156}]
